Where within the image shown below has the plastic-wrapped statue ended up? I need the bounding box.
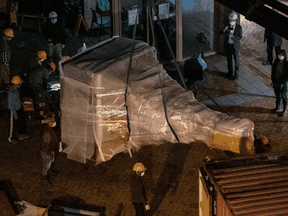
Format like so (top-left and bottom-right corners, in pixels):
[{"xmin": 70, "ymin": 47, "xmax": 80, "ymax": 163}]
[{"xmin": 59, "ymin": 37, "xmax": 255, "ymax": 164}]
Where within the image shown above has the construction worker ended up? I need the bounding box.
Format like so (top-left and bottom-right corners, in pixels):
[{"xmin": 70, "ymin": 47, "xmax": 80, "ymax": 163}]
[
  {"xmin": 42, "ymin": 11, "xmax": 65, "ymax": 66},
  {"xmin": 254, "ymin": 135, "xmax": 272, "ymax": 153},
  {"xmin": 130, "ymin": 162, "xmax": 150, "ymax": 216},
  {"xmin": 23, "ymin": 51, "xmax": 47, "ymax": 81},
  {"xmin": 31, "ymin": 51, "xmax": 47, "ymax": 70},
  {"xmin": 27, "ymin": 62, "xmax": 56, "ymax": 116},
  {"xmin": 40, "ymin": 115, "xmax": 60, "ymax": 185},
  {"xmin": 7, "ymin": 75, "xmax": 30, "ymax": 144},
  {"xmin": 0, "ymin": 28, "xmax": 14, "ymax": 93}
]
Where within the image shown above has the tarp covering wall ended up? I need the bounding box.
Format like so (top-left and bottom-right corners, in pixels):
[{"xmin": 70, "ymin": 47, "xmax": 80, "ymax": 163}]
[{"xmin": 59, "ymin": 37, "xmax": 254, "ymax": 164}]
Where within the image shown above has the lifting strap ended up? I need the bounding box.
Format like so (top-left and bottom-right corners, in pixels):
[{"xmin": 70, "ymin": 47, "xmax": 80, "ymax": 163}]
[
  {"xmin": 125, "ymin": 6, "xmax": 139, "ymax": 134},
  {"xmin": 148, "ymin": 0, "xmax": 181, "ymax": 143}
]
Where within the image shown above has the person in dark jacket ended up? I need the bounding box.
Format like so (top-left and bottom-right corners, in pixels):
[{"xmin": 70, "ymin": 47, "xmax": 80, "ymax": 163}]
[
  {"xmin": 42, "ymin": 11, "xmax": 65, "ymax": 65},
  {"xmin": 271, "ymin": 49, "xmax": 288, "ymax": 116},
  {"xmin": 27, "ymin": 62, "xmax": 56, "ymax": 109},
  {"xmin": 221, "ymin": 11, "xmax": 242, "ymax": 80},
  {"xmin": 130, "ymin": 162, "xmax": 150, "ymax": 216},
  {"xmin": 0, "ymin": 28, "xmax": 14, "ymax": 92},
  {"xmin": 263, "ymin": 28, "xmax": 282, "ymax": 65},
  {"xmin": 40, "ymin": 115, "xmax": 60, "ymax": 185}
]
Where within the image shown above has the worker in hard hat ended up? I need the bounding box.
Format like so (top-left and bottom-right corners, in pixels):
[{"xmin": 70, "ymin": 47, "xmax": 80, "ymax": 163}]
[
  {"xmin": 27, "ymin": 62, "xmax": 56, "ymax": 113},
  {"xmin": 29, "ymin": 51, "xmax": 47, "ymax": 70},
  {"xmin": 130, "ymin": 162, "xmax": 150, "ymax": 215},
  {"xmin": 7, "ymin": 75, "xmax": 30, "ymax": 144},
  {"xmin": 40, "ymin": 115, "xmax": 60, "ymax": 185},
  {"xmin": 23, "ymin": 51, "xmax": 48, "ymax": 80},
  {"xmin": 221, "ymin": 11, "xmax": 242, "ymax": 80},
  {"xmin": 254, "ymin": 135, "xmax": 272, "ymax": 154},
  {"xmin": 0, "ymin": 28, "xmax": 14, "ymax": 93},
  {"xmin": 42, "ymin": 11, "xmax": 65, "ymax": 66}
]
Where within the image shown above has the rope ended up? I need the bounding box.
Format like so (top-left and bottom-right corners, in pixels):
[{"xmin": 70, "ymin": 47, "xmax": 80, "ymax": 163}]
[{"xmin": 125, "ymin": 6, "xmax": 139, "ymax": 134}]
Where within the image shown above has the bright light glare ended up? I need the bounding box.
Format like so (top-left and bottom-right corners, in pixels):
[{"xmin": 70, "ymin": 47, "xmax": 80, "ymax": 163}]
[{"xmin": 50, "ymin": 83, "xmax": 60, "ymax": 91}]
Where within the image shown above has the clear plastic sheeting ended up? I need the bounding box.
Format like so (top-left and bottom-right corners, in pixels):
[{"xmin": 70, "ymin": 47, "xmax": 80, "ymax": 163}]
[{"xmin": 59, "ymin": 37, "xmax": 255, "ymax": 164}]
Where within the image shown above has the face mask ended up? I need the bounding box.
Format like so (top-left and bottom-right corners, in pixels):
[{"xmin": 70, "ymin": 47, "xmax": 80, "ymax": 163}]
[
  {"xmin": 229, "ymin": 21, "xmax": 236, "ymax": 26},
  {"xmin": 140, "ymin": 172, "xmax": 145, "ymax": 176},
  {"xmin": 51, "ymin": 18, "xmax": 57, "ymax": 24},
  {"xmin": 278, "ymin": 55, "xmax": 284, "ymax": 60},
  {"xmin": 52, "ymin": 122, "xmax": 57, "ymax": 127}
]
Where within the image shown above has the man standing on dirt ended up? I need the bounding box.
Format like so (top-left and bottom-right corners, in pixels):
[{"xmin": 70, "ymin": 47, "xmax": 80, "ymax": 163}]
[
  {"xmin": 130, "ymin": 162, "xmax": 150, "ymax": 216},
  {"xmin": 263, "ymin": 28, "xmax": 282, "ymax": 65}
]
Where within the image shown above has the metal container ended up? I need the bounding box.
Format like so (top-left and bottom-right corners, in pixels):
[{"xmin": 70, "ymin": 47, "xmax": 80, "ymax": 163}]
[{"xmin": 199, "ymin": 152, "xmax": 288, "ymax": 216}]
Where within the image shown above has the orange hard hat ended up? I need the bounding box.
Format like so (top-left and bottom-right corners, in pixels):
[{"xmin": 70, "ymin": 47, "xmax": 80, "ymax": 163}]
[
  {"xmin": 37, "ymin": 51, "xmax": 47, "ymax": 60},
  {"xmin": 259, "ymin": 136, "xmax": 268, "ymax": 145},
  {"xmin": 4, "ymin": 28, "xmax": 14, "ymax": 37},
  {"xmin": 133, "ymin": 163, "xmax": 147, "ymax": 172},
  {"xmin": 11, "ymin": 75, "xmax": 23, "ymax": 85},
  {"xmin": 48, "ymin": 62, "xmax": 56, "ymax": 72}
]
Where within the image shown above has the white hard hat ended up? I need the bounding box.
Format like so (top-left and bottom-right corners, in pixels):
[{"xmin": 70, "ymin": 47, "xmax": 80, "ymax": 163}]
[
  {"xmin": 49, "ymin": 11, "xmax": 58, "ymax": 19},
  {"xmin": 228, "ymin": 12, "xmax": 237, "ymax": 21}
]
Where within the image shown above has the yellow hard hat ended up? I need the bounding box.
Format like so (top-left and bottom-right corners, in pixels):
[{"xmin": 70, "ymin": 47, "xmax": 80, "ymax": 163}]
[
  {"xmin": 48, "ymin": 62, "xmax": 56, "ymax": 72},
  {"xmin": 37, "ymin": 51, "xmax": 47, "ymax": 60},
  {"xmin": 133, "ymin": 163, "xmax": 147, "ymax": 172},
  {"xmin": 11, "ymin": 75, "xmax": 23, "ymax": 85},
  {"xmin": 4, "ymin": 28, "xmax": 14, "ymax": 37},
  {"xmin": 259, "ymin": 136, "xmax": 268, "ymax": 145}
]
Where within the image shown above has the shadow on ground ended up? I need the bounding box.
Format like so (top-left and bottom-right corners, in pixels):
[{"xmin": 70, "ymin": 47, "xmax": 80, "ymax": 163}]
[{"xmin": 145, "ymin": 143, "xmax": 192, "ymax": 216}]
